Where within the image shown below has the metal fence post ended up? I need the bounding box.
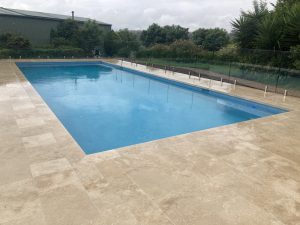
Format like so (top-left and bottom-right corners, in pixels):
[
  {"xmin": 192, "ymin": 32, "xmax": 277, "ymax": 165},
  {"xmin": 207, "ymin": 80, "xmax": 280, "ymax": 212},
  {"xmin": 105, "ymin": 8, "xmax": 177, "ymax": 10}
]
[
  {"xmin": 228, "ymin": 62, "xmax": 232, "ymax": 81},
  {"xmin": 275, "ymin": 68, "xmax": 280, "ymax": 93},
  {"xmin": 283, "ymin": 90, "xmax": 287, "ymax": 101},
  {"xmin": 264, "ymin": 85, "xmax": 268, "ymax": 97}
]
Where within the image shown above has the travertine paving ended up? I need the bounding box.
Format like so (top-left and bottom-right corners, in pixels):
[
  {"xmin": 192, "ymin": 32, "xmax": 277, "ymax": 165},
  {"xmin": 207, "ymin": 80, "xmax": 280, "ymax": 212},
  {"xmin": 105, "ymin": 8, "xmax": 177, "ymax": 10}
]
[{"xmin": 0, "ymin": 59, "xmax": 299, "ymax": 225}]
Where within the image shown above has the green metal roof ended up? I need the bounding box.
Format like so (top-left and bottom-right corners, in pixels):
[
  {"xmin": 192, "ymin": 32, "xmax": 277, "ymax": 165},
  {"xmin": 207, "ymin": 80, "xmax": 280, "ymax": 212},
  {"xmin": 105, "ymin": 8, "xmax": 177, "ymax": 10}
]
[{"xmin": 0, "ymin": 7, "xmax": 111, "ymax": 26}]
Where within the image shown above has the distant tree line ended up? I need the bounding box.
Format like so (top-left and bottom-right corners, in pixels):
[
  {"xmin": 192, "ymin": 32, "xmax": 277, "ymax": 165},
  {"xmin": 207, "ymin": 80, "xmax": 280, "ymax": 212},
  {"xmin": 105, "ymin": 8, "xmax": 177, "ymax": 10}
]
[{"xmin": 102, "ymin": 24, "xmax": 230, "ymax": 57}]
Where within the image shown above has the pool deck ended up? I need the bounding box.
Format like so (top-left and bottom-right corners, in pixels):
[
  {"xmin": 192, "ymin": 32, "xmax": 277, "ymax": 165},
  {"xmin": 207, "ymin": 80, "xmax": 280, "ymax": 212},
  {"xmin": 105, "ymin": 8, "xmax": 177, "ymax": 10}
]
[{"xmin": 0, "ymin": 58, "xmax": 300, "ymax": 225}]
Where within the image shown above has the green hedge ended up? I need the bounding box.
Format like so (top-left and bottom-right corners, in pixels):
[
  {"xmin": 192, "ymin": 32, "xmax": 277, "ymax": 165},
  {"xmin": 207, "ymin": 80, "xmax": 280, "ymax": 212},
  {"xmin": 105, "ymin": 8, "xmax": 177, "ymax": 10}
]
[
  {"xmin": 136, "ymin": 43, "xmax": 300, "ymax": 69},
  {"xmin": 0, "ymin": 47, "xmax": 88, "ymax": 59}
]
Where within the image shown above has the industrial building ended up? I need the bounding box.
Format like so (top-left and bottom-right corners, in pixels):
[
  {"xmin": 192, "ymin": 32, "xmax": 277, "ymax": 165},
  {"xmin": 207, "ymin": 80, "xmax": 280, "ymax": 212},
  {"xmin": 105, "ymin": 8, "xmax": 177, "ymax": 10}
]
[{"xmin": 0, "ymin": 7, "xmax": 111, "ymax": 46}]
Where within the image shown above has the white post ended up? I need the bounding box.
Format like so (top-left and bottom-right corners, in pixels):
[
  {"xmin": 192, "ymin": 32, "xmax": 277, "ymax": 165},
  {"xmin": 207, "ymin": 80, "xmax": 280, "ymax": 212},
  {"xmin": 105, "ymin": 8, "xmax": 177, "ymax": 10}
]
[
  {"xmin": 189, "ymin": 71, "xmax": 191, "ymax": 79},
  {"xmin": 234, "ymin": 80, "xmax": 237, "ymax": 90},
  {"xmin": 19, "ymin": 56, "xmax": 21, "ymax": 59},
  {"xmin": 220, "ymin": 78, "xmax": 223, "ymax": 86},
  {"xmin": 283, "ymin": 90, "xmax": 287, "ymax": 101},
  {"xmin": 198, "ymin": 73, "xmax": 201, "ymax": 81},
  {"xmin": 264, "ymin": 85, "xmax": 268, "ymax": 97}
]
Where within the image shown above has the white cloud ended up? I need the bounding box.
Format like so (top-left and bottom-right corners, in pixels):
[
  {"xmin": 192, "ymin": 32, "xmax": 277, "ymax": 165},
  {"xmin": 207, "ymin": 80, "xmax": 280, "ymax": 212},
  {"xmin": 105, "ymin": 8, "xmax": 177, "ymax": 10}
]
[{"xmin": 0, "ymin": 0, "xmax": 276, "ymax": 31}]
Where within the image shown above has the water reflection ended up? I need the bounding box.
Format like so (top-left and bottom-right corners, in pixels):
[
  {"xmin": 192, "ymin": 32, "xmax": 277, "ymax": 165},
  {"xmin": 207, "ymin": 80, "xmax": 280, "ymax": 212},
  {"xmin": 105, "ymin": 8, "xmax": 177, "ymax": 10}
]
[{"xmin": 20, "ymin": 64, "xmax": 112, "ymax": 83}]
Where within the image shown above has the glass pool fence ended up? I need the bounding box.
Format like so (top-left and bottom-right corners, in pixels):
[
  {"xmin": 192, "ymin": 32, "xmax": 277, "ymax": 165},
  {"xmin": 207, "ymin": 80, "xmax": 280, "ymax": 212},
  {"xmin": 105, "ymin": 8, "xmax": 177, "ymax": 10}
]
[{"xmin": 125, "ymin": 56, "xmax": 300, "ymax": 98}]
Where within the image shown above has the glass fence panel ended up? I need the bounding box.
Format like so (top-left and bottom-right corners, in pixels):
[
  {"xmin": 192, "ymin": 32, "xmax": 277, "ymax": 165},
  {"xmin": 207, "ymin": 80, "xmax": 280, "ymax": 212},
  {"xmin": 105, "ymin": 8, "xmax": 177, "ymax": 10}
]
[{"xmin": 132, "ymin": 56, "xmax": 300, "ymax": 96}]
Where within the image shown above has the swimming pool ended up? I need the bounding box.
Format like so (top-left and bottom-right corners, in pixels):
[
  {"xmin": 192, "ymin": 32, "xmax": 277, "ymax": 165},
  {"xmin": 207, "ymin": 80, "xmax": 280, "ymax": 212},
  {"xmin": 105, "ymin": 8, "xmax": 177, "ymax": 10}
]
[{"xmin": 17, "ymin": 61, "xmax": 286, "ymax": 154}]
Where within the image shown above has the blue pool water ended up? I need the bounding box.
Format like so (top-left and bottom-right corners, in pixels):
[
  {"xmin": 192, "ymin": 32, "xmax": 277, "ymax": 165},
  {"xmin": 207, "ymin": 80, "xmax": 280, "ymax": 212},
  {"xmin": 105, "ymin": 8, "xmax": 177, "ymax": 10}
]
[{"xmin": 17, "ymin": 62, "xmax": 286, "ymax": 154}]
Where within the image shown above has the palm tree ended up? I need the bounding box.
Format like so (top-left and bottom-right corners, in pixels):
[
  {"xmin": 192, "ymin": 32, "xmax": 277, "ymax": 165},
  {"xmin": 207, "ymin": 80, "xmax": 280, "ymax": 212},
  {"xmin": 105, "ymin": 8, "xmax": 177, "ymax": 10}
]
[
  {"xmin": 231, "ymin": 0, "xmax": 269, "ymax": 49},
  {"xmin": 255, "ymin": 13, "xmax": 284, "ymax": 50},
  {"xmin": 282, "ymin": 2, "xmax": 300, "ymax": 49},
  {"xmin": 255, "ymin": 1, "xmax": 300, "ymax": 51}
]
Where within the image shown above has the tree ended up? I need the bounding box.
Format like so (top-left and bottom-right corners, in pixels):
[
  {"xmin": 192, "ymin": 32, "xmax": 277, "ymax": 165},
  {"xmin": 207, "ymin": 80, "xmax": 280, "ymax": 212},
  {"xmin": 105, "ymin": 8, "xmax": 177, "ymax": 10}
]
[
  {"xmin": 170, "ymin": 40, "xmax": 199, "ymax": 58},
  {"xmin": 273, "ymin": 0, "xmax": 298, "ymax": 9},
  {"xmin": 231, "ymin": 0, "xmax": 269, "ymax": 49},
  {"xmin": 255, "ymin": 13, "xmax": 283, "ymax": 50},
  {"xmin": 0, "ymin": 33, "xmax": 31, "ymax": 49},
  {"xmin": 76, "ymin": 20, "xmax": 104, "ymax": 52},
  {"xmin": 254, "ymin": 0, "xmax": 300, "ymax": 50},
  {"xmin": 204, "ymin": 29, "xmax": 229, "ymax": 51},
  {"xmin": 140, "ymin": 24, "xmax": 189, "ymax": 47},
  {"xmin": 50, "ymin": 19, "xmax": 80, "ymax": 46},
  {"xmin": 192, "ymin": 28, "xmax": 229, "ymax": 51},
  {"xmin": 192, "ymin": 28, "xmax": 208, "ymax": 46},
  {"xmin": 290, "ymin": 45, "xmax": 300, "ymax": 69},
  {"xmin": 140, "ymin": 23, "xmax": 165, "ymax": 47},
  {"xmin": 281, "ymin": 2, "xmax": 300, "ymax": 49},
  {"xmin": 163, "ymin": 25, "xmax": 189, "ymax": 44},
  {"xmin": 115, "ymin": 29, "xmax": 141, "ymax": 57},
  {"xmin": 146, "ymin": 44, "xmax": 170, "ymax": 58},
  {"xmin": 50, "ymin": 19, "xmax": 106, "ymax": 53},
  {"xmin": 104, "ymin": 31, "xmax": 121, "ymax": 56}
]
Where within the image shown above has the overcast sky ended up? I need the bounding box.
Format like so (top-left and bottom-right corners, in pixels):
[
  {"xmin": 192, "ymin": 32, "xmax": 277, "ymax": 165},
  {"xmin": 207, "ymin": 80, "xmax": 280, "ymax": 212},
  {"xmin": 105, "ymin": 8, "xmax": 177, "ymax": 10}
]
[{"xmin": 1, "ymin": 0, "xmax": 276, "ymax": 31}]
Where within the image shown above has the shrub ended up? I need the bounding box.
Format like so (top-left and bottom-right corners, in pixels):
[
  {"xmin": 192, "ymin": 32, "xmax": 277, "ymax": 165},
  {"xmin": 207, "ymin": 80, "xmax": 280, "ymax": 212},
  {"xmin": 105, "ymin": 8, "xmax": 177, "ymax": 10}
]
[
  {"xmin": 0, "ymin": 33, "xmax": 31, "ymax": 49},
  {"xmin": 169, "ymin": 40, "xmax": 200, "ymax": 58},
  {"xmin": 145, "ymin": 44, "xmax": 170, "ymax": 58},
  {"xmin": 51, "ymin": 37, "xmax": 73, "ymax": 48},
  {"xmin": 192, "ymin": 28, "xmax": 229, "ymax": 51},
  {"xmin": 290, "ymin": 45, "xmax": 300, "ymax": 69},
  {"xmin": 215, "ymin": 45, "xmax": 239, "ymax": 62}
]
